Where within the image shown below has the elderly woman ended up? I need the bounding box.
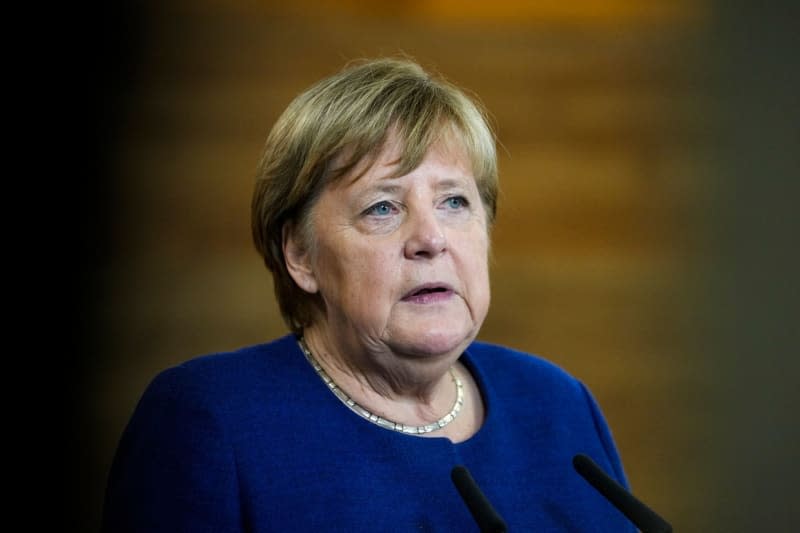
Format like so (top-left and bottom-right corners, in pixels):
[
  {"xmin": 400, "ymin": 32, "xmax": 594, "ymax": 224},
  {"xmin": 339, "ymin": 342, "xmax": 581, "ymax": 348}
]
[{"xmin": 103, "ymin": 58, "xmax": 635, "ymax": 532}]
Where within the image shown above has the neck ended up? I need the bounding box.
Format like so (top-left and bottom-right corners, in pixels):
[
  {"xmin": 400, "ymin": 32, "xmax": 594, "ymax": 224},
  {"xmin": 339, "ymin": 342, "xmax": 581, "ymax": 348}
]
[{"xmin": 300, "ymin": 328, "xmax": 460, "ymax": 426}]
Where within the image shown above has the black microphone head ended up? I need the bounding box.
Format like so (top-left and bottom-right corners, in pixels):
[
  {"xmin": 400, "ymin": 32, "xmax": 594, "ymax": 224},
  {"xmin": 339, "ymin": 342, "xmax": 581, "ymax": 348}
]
[
  {"xmin": 451, "ymin": 465, "xmax": 507, "ymax": 533},
  {"xmin": 572, "ymin": 453, "xmax": 672, "ymax": 533}
]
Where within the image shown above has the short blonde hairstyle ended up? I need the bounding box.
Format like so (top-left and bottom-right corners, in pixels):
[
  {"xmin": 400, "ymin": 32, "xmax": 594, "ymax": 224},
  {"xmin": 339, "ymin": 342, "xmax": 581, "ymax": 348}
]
[{"xmin": 252, "ymin": 57, "xmax": 498, "ymax": 333}]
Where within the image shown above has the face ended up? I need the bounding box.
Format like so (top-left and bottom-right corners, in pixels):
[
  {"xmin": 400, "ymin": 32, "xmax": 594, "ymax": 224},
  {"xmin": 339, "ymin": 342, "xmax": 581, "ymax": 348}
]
[{"xmin": 287, "ymin": 134, "xmax": 491, "ymax": 361}]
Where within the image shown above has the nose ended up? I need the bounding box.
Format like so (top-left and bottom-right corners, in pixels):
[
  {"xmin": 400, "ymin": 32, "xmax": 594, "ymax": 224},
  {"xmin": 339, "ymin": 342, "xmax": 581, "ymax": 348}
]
[{"xmin": 403, "ymin": 208, "xmax": 447, "ymax": 259}]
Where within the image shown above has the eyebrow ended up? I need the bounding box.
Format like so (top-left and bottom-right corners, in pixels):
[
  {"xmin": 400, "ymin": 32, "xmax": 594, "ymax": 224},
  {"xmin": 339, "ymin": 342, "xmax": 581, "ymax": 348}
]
[
  {"xmin": 433, "ymin": 177, "xmax": 471, "ymax": 190},
  {"xmin": 365, "ymin": 183, "xmax": 403, "ymax": 195},
  {"xmin": 369, "ymin": 175, "xmax": 470, "ymax": 191}
]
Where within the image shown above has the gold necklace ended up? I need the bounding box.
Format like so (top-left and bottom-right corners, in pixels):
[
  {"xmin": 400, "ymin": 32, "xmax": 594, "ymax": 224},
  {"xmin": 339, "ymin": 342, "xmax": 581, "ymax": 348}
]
[{"xmin": 298, "ymin": 337, "xmax": 464, "ymax": 435}]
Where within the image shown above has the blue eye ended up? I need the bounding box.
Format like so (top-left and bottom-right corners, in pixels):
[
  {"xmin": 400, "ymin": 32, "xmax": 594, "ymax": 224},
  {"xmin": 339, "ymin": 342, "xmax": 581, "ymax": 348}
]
[
  {"xmin": 446, "ymin": 196, "xmax": 467, "ymax": 209},
  {"xmin": 366, "ymin": 201, "xmax": 394, "ymax": 216}
]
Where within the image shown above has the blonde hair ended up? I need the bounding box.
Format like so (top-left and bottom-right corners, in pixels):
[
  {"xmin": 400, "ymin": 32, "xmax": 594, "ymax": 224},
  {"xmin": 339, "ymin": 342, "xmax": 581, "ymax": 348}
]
[{"xmin": 252, "ymin": 57, "xmax": 498, "ymax": 333}]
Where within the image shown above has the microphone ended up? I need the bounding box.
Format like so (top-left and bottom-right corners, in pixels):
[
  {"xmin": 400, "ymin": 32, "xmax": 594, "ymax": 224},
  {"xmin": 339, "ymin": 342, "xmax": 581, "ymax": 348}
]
[
  {"xmin": 451, "ymin": 465, "xmax": 508, "ymax": 533},
  {"xmin": 572, "ymin": 453, "xmax": 672, "ymax": 533}
]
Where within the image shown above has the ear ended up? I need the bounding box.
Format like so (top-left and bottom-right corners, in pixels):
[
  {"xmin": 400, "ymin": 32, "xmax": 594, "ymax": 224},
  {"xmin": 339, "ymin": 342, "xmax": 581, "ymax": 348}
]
[{"xmin": 282, "ymin": 222, "xmax": 319, "ymax": 294}]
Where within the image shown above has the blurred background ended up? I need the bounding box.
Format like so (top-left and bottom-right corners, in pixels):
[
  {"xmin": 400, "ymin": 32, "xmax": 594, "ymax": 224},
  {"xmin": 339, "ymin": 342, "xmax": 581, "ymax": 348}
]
[{"xmin": 68, "ymin": 0, "xmax": 797, "ymax": 531}]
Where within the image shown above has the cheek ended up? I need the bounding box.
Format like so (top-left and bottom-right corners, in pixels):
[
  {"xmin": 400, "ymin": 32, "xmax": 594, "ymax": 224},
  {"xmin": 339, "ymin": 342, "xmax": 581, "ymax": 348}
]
[
  {"xmin": 466, "ymin": 228, "xmax": 490, "ymax": 266},
  {"xmin": 473, "ymin": 259, "xmax": 491, "ymax": 302},
  {"xmin": 327, "ymin": 247, "xmax": 400, "ymax": 300},
  {"xmin": 467, "ymin": 234, "xmax": 492, "ymax": 297}
]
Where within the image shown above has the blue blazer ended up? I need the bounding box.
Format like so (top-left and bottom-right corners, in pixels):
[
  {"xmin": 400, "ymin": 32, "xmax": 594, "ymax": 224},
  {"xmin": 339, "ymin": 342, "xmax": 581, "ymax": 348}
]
[{"xmin": 103, "ymin": 334, "xmax": 635, "ymax": 532}]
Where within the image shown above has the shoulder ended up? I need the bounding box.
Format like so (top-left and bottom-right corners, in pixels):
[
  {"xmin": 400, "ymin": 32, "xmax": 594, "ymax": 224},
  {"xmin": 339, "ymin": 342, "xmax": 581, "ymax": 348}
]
[
  {"xmin": 465, "ymin": 339, "xmax": 585, "ymax": 398},
  {"xmin": 463, "ymin": 339, "xmax": 604, "ymax": 436},
  {"xmin": 154, "ymin": 334, "xmax": 298, "ymax": 383},
  {"xmin": 139, "ymin": 334, "xmax": 303, "ymax": 414},
  {"xmin": 465, "ymin": 339, "xmax": 629, "ymax": 486},
  {"xmin": 103, "ymin": 338, "xmax": 304, "ymax": 531}
]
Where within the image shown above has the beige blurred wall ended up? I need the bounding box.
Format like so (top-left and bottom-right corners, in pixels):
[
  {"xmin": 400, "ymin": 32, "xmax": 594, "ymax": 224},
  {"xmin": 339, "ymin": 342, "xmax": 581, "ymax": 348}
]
[{"xmin": 80, "ymin": 1, "xmax": 798, "ymax": 531}]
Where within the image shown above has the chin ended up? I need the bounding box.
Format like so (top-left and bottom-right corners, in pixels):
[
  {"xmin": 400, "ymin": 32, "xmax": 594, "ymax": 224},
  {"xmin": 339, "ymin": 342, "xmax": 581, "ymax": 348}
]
[
  {"xmin": 390, "ymin": 326, "xmax": 477, "ymax": 358},
  {"xmin": 384, "ymin": 305, "xmax": 484, "ymax": 357}
]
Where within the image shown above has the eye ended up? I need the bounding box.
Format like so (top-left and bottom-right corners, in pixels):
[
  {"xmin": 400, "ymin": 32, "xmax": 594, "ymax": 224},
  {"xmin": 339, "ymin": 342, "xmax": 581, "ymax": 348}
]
[
  {"xmin": 445, "ymin": 196, "xmax": 468, "ymax": 209},
  {"xmin": 365, "ymin": 201, "xmax": 396, "ymax": 217}
]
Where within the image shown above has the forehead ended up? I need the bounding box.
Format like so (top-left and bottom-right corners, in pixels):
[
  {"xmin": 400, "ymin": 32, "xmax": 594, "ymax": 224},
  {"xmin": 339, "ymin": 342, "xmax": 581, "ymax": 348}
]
[{"xmin": 340, "ymin": 129, "xmax": 475, "ymax": 190}]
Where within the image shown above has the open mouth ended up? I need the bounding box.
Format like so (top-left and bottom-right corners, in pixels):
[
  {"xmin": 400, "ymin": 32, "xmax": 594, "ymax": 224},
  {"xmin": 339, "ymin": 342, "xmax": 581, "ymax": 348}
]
[
  {"xmin": 410, "ymin": 287, "xmax": 448, "ymax": 296},
  {"xmin": 402, "ymin": 284, "xmax": 453, "ymax": 302}
]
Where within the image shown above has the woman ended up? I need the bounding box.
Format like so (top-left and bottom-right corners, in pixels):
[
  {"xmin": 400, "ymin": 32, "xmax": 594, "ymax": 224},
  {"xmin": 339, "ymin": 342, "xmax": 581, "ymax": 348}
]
[{"xmin": 103, "ymin": 58, "xmax": 635, "ymax": 531}]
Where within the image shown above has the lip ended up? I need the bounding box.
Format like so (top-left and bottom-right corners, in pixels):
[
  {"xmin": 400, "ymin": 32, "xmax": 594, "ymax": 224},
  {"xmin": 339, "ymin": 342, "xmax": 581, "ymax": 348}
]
[{"xmin": 401, "ymin": 282, "xmax": 455, "ymax": 304}]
